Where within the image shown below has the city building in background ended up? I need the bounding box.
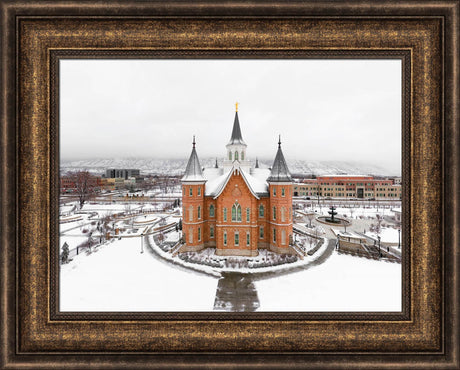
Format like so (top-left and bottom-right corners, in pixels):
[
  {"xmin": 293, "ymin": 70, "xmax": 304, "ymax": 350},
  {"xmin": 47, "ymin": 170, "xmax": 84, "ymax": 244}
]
[{"xmin": 293, "ymin": 175, "xmax": 401, "ymax": 199}]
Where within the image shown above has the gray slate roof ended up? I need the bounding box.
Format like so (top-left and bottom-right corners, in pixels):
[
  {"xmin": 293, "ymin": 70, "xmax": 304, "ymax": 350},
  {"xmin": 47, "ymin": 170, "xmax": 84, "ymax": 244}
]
[
  {"xmin": 182, "ymin": 140, "xmax": 206, "ymax": 182},
  {"xmin": 227, "ymin": 112, "xmax": 246, "ymax": 146},
  {"xmin": 267, "ymin": 141, "xmax": 292, "ymax": 182}
]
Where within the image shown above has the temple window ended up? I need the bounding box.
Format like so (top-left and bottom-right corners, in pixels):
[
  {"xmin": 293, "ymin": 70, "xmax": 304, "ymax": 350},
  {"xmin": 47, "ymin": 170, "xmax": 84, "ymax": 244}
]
[
  {"xmin": 232, "ymin": 203, "xmax": 242, "ymax": 222},
  {"xmin": 259, "ymin": 205, "xmax": 264, "ymax": 217}
]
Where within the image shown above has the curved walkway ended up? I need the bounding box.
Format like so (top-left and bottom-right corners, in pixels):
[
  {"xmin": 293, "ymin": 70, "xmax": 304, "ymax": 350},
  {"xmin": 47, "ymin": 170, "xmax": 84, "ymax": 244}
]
[
  {"xmin": 146, "ymin": 230, "xmax": 337, "ymax": 281},
  {"xmin": 252, "ymin": 238, "xmax": 336, "ymax": 281}
]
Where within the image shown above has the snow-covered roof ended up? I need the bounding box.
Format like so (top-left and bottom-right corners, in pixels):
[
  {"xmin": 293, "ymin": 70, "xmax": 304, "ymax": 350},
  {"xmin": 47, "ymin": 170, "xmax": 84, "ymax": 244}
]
[
  {"xmin": 202, "ymin": 167, "xmax": 224, "ymax": 182},
  {"xmin": 203, "ymin": 164, "xmax": 269, "ymax": 198}
]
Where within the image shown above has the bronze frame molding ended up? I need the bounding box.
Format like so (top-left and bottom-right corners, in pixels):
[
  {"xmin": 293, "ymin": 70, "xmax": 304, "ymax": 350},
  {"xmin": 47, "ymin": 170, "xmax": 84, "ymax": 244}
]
[{"xmin": 1, "ymin": 1, "xmax": 459, "ymax": 369}]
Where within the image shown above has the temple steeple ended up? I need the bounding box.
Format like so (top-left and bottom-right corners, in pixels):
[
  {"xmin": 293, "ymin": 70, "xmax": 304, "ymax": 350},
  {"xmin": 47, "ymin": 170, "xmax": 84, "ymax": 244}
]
[
  {"xmin": 182, "ymin": 136, "xmax": 205, "ymax": 182},
  {"xmin": 227, "ymin": 110, "xmax": 246, "ymax": 146},
  {"xmin": 267, "ymin": 136, "xmax": 292, "ymax": 182},
  {"xmin": 224, "ymin": 103, "xmax": 250, "ymax": 171}
]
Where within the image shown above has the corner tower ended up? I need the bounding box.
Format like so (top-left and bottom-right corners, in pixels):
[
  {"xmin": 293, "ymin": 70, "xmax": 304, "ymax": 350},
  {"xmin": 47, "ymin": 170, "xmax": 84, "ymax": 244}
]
[
  {"xmin": 267, "ymin": 136, "xmax": 294, "ymax": 254},
  {"xmin": 223, "ymin": 103, "xmax": 251, "ymax": 171},
  {"xmin": 181, "ymin": 136, "xmax": 206, "ymax": 252}
]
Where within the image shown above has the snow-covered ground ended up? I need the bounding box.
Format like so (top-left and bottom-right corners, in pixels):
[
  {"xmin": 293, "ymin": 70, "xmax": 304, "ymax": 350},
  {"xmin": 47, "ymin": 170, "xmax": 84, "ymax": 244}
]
[
  {"xmin": 60, "ymin": 235, "xmax": 401, "ymax": 312},
  {"xmin": 60, "ymin": 237, "xmax": 217, "ymax": 311},
  {"xmin": 367, "ymin": 227, "xmax": 401, "ymax": 244},
  {"xmin": 255, "ymin": 252, "xmax": 401, "ymax": 311}
]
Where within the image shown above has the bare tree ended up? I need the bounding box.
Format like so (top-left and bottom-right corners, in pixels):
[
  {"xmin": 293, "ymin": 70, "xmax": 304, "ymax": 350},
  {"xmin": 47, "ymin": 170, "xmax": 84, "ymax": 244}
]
[
  {"xmin": 67, "ymin": 171, "xmax": 97, "ymax": 208},
  {"xmin": 349, "ymin": 207, "xmax": 355, "ymax": 219},
  {"xmin": 375, "ymin": 214, "xmax": 383, "ymax": 235},
  {"xmin": 306, "ymin": 213, "xmax": 315, "ymax": 228},
  {"xmin": 97, "ymin": 212, "xmax": 113, "ymax": 243}
]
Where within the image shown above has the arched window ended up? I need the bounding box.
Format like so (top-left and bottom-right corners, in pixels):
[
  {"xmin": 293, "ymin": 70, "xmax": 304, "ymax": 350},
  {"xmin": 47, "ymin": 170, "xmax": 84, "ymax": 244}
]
[
  {"xmin": 241, "ymin": 151, "xmax": 245, "ymax": 160},
  {"xmin": 210, "ymin": 226, "xmax": 214, "ymax": 238},
  {"xmin": 224, "ymin": 231, "xmax": 227, "ymax": 245},
  {"xmin": 189, "ymin": 187, "xmax": 193, "ymax": 196},
  {"xmin": 281, "ymin": 230, "xmax": 286, "ymax": 245},
  {"xmin": 273, "ymin": 206, "xmax": 276, "ymax": 220},
  {"xmin": 273, "ymin": 229, "xmax": 276, "ymax": 242},
  {"xmin": 232, "ymin": 203, "xmax": 241, "ymax": 222},
  {"xmin": 234, "ymin": 232, "xmax": 239, "ymax": 246},
  {"xmin": 198, "ymin": 227, "xmax": 201, "ymax": 241},
  {"xmin": 259, "ymin": 226, "xmax": 264, "ymax": 238},
  {"xmin": 235, "ymin": 151, "xmax": 239, "ymax": 161},
  {"xmin": 189, "ymin": 206, "xmax": 193, "ymax": 221},
  {"xmin": 273, "ymin": 187, "xmax": 276, "ymax": 196},
  {"xmin": 259, "ymin": 205, "xmax": 264, "ymax": 217},
  {"xmin": 209, "ymin": 204, "xmax": 215, "ymax": 217},
  {"xmin": 197, "ymin": 206, "xmax": 201, "ymax": 219},
  {"xmin": 282, "ymin": 187, "xmax": 285, "ymax": 197},
  {"xmin": 223, "ymin": 208, "xmax": 227, "ymax": 222},
  {"xmin": 228, "ymin": 151, "xmax": 232, "ymax": 160},
  {"xmin": 281, "ymin": 207, "xmax": 286, "ymax": 222},
  {"xmin": 197, "ymin": 187, "xmax": 201, "ymax": 196},
  {"xmin": 246, "ymin": 207, "xmax": 250, "ymax": 222},
  {"xmin": 246, "ymin": 232, "xmax": 250, "ymax": 245},
  {"xmin": 189, "ymin": 229, "xmax": 193, "ymax": 243}
]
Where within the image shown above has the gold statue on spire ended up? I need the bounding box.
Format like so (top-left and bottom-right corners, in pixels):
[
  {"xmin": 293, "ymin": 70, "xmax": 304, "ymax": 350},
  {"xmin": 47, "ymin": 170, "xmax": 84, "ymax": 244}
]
[{"xmin": 235, "ymin": 102, "xmax": 239, "ymax": 112}]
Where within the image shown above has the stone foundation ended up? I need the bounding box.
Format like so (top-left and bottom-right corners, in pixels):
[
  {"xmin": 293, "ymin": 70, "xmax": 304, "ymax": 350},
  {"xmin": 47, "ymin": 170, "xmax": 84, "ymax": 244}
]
[
  {"xmin": 268, "ymin": 244, "xmax": 298, "ymax": 256},
  {"xmin": 215, "ymin": 248, "xmax": 259, "ymax": 257},
  {"xmin": 178, "ymin": 244, "xmax": 205, "ymax": 253}
]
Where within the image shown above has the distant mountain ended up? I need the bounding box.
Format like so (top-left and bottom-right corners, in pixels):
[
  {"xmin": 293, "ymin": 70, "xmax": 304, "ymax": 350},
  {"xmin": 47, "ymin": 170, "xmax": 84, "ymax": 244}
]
[{"xmin": 60, "ymin": 158, "xmax": 399, "ymax": 177}]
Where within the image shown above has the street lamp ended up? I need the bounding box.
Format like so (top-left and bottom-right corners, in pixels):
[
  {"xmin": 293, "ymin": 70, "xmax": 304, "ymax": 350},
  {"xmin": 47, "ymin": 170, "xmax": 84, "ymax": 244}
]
[{"xmin": 140, "ymin": 232, "xmax": 144, "ymax": 254}]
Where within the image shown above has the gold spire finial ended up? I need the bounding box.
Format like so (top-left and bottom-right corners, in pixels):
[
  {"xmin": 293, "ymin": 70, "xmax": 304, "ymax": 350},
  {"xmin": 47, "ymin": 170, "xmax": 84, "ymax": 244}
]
[{"xmin": 235, "ymin": 102, "xmax": 239, "ymax": 112}]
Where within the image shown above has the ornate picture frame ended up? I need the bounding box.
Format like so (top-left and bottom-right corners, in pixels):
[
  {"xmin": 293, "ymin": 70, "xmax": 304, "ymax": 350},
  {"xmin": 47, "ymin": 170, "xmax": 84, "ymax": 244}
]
[{"xmin": 1, "ymin": 1, "xmax": 458, "ymax": 368}]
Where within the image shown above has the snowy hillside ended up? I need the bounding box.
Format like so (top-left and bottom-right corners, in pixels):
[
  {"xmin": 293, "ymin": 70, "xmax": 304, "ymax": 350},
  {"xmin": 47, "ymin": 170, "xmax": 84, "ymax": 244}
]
[{"xmin": 60, "ymin": 157, "xmax": 399, "ymax": 177}]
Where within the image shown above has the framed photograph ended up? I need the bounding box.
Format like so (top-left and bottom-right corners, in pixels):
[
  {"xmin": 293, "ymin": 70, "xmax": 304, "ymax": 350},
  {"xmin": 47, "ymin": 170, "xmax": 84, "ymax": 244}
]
[{"xmin": 1, "ymin": 1, "xmax": 458, "ymax": 368}]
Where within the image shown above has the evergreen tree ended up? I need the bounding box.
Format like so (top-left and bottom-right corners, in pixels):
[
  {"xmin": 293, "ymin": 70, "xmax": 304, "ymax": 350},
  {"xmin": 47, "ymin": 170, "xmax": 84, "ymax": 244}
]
[{"xmin": 61, "ymin": 242, "xmax": 69, "ymax": 264}]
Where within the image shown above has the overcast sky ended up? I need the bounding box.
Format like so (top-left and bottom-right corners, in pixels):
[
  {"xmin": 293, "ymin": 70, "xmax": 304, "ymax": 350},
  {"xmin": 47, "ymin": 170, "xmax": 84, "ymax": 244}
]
[{"xmin": 60, "ymin": 59, "xmax": 401, "ymax": 173}]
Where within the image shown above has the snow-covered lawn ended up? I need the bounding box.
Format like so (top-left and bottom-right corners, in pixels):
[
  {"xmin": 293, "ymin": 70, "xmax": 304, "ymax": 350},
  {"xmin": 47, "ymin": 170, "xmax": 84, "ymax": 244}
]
[
  {"xmin": 60, "ymin": 237, "xmax": 217, "ymax": 311},
  {"xmin": 255, "ymin": 252, "xmax": 401, "ymax": 311},
  {"xmin": 367, "ymin": 227, "xmax": 401, "ymax": 244}
]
